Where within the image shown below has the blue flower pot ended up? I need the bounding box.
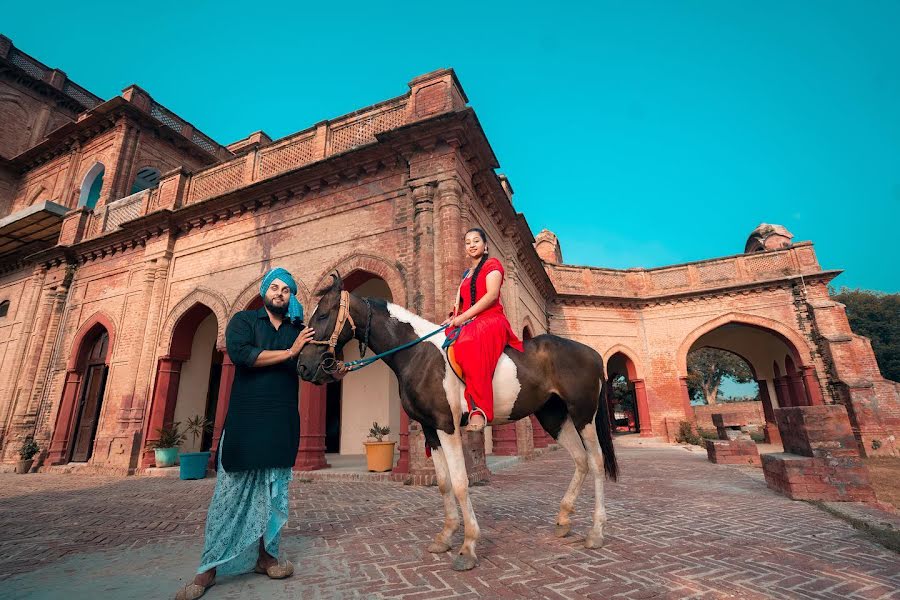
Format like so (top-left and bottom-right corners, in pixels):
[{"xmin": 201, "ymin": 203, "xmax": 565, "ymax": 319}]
[
  {"xmin": 154, "ymin": 447, "xmax": 178, "ymax": 468},
  {"xmin": 179, "ymin": 451, "xmax": 211, "ymax": 480}
]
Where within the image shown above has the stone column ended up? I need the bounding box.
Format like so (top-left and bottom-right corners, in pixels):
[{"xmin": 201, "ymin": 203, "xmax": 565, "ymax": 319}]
[
  {"xmin": 436, "ymin": 179, "xmax": 464, "ymax": 318},
  {"xmin": 775, "ymin": 376, "xmax": 792, "ymax": 409},
  {"xmin": 130, "ymin": 260, "xmax": 171, "ymax": 423},
  {"xmin": 119, "ymin": 264, "xmax": 157, "ymax": 418},
  {"xmin": 411, "ymin": 184, "xmax": 435, "ymax": 317},
  {"xmin": 801, "ymin": 366, "xmax": 824, "ymax": 406},
  {"xmin": 636, "ymin": 379, "xmax": 653, "ymax": 437},
  {"xmin": 515, "ymin": 417, "xmax": 534, "ymax": 457},
  {"xmin": 46, "ymin": 370, "xmax": 82, "ymax": 464},
  {"xmin": 295, "ymin": 382, "xmax": 329, "ymax": 470},
  {"xmin": 24, "ymin": 285, "xmax": 69, "ymax": 418},
  {"xmin": 677, "ymin": 376, "xmax": 693, "ymax": 424},
  {"xmin": 757, "ymin": 380, "xmax": 781, "ymax": 444},
  {"xmin": 209, "ymin": 350, "xmax": 234, "ymax": 466},
  {"xmin": 788, "ymin": 372, "xmax": 808, "ymax": 407},
  {"xmin": 394, "ymin": 410, "xmax": 410, "ymax": 474},
  {"xmin": 141, "ymin": 357, "xmax": 182, "ymax": 467}
]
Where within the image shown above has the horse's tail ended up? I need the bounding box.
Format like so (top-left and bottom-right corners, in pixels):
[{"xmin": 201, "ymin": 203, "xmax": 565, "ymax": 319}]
[{"xmin": 596, "ymin": 378, "xmax": 619, "ymax": 481}]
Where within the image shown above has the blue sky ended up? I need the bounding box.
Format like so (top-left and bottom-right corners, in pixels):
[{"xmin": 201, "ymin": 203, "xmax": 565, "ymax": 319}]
[{"xmin": 6, "ymin": 1, "xmax": 898, "ymax": 292}]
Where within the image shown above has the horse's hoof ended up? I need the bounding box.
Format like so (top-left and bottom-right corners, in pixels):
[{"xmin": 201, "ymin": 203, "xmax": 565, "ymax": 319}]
[
  {"xmin": 427, "ymin": 541, "xmax": 451, "ymax": 553},
  {"xmin": 452, "ymin": 554, "xmax": 478, "ymax": 571},
  {"xmin": 554, "ymin": 524, "xmax": 571, "ymax": 538},
  {"xmin": 584, "ymin": 534, "xmax": 604, "ymax": 549}
]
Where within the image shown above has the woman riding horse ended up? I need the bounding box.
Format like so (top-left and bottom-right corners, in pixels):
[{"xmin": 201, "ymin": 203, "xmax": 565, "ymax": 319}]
[{"xmin": 442, "ymin": 227, "xmax": 523, "ymax": 432}]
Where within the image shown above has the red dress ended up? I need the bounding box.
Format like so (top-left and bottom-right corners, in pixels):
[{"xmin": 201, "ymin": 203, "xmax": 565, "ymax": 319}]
[{"xmin": 450, "ymin": 257, "xmax": 524, "ymax": 422}]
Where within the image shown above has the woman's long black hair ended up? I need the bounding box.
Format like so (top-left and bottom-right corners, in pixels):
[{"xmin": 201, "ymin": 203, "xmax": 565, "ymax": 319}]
[{"xmin": 466, "ymin": 227, "xmax": 489, "ymax": 307}]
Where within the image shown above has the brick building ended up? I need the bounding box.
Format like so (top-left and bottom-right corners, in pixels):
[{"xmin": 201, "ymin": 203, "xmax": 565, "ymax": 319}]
[{"xmin": 0, "ymin": 37, "xmax": 897, "ymax": 479}]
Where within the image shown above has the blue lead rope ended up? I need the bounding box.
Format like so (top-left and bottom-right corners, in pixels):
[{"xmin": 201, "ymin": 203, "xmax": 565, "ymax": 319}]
[{"xmin": 342, "ymin": 321, "xmax": 469, "ymax": 372}]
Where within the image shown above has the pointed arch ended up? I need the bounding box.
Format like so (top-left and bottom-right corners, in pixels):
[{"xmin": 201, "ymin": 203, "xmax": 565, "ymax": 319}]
[
  {"xmin": 676, "ymin": 312, "xmax": 813, "ymax": 377},
  {"xmin": 604, "ymin": 344, "xmax": 643, "ymax": 379},
  {"xmin": 159, "ymin": 287, "xmax": 229, "ymax": 351},
  {"xmin": 65, "ymin": 311, "xmax": 117, "ymax": 370},
  {"xmin": 312, "ymin": 253, "xmax": 408, "ymax": 307},
  {"xmin": 520, "ymin": 315, "xmax": 538, "ymax": 339}
]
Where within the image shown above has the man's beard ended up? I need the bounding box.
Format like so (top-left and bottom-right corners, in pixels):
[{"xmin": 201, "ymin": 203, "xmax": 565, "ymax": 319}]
[{"xmin": 264, "ymin": 297, "xmax": 288, "ymax": 316}]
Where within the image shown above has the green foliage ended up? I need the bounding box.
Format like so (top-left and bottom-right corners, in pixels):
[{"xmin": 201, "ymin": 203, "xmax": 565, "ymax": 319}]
[
  {"xmin": 830, "ymin": 287, "xmax": 900, "ymax": 382},
  {"xmin": 687, "ymin": 348, "xmax": 756, "ymax": 405},
  {"xmin": 368, "ymin": 422, "xmax": 390, "ymax": 442},
  {"xmin": 675, "ymin": 421, "xmax": 704, "ymax": 446},
  {"xmin": 698, "ymin": 428, "xmax": 719, "ymax": 440},
  {"xmin": 145, "ymin": 423, "xmax": 187, "ymax": 450},
  {"xmin": 184, "ymin": 415, "xmax": 213, "ymax": 446},
  {"xmin": 19, "ymin": 438, "xmax": 39, "ymax": 460}
]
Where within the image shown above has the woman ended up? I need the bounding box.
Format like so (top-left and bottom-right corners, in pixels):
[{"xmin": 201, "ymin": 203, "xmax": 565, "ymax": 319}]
[{"xmin": 442, "ymin": 227, "xmax": 524, "ymax": 432}]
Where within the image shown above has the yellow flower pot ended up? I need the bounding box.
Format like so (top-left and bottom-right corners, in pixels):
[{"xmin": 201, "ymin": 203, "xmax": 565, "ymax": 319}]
[{"xmin": 364, "ymin": 441, "xmax": 396, "ymax": 472}]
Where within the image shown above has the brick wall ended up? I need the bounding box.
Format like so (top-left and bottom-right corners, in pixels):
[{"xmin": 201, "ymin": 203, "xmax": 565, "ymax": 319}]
[{"xmin": 693, "ymin": 401, "xmax": 765, "ymax": 431}]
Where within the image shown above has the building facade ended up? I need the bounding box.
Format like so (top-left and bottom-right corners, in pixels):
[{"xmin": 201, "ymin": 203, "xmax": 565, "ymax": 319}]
[{"xmin": 0, "ymin": 37, "xmax": 897, "ymax": 479}]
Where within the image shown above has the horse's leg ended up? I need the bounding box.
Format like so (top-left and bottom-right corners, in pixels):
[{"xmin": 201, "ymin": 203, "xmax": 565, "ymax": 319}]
[
  {"xmin": 578, "ymin": 418, "xmax": 608, "ymax": 549},
  {"xmin": 427, "ymin": 447, "xmax": 459, "ymax": 553},
  {"xmin": 435, "ymin": 429, "xmax": 480, "ymax": 571},
  {"xmin": 550, "ymin": 416, "xmax": 589, "ymax": 538}
]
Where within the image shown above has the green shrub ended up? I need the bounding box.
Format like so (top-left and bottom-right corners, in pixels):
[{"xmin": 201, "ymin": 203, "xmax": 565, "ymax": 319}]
[{"xmin": 675, "ymin": 421, "xmax": 704, "ymax": 446}]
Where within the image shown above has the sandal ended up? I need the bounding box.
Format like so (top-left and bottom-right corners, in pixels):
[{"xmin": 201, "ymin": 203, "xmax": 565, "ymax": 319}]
[
  {"xmin": 174, "ymin": 579, "xmax": 215, "ymax": 600},
  {"xmin": 464, "ymin": 408, "xmax": 488, "ymax": 433},
  {"xmin": 254, "ymin": 559, "xmax": 294, "ymax": 579}
]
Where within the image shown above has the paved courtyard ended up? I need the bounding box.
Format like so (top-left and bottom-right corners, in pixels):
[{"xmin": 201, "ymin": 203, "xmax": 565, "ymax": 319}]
[{"xmin": 1, "ymin": 439, "xmax": 898, "ymax": 600}]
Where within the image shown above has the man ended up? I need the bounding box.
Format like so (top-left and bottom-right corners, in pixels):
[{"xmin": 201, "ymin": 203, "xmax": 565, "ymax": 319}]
[{"xmin": 176, "ymin": 267, "xmax": 315, "ymax": 600}]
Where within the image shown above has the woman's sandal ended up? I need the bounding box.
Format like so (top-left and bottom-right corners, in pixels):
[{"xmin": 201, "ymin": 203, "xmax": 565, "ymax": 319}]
[
  {"xmin": 464, "ymin": 409, "xmax": 488, "ymax": 433},
  {"xmin": 254, "ymin": 559, "xmax": 294, "ymax": 579},
  {"xmin": 174, "ymin": 579, "xmax": 215, "ymax": 600}
]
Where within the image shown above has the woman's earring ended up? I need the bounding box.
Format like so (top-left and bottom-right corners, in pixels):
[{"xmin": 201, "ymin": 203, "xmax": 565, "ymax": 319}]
[{"xmin": 483, "ymin": 249, "xmax": 488, "ymax": 255}]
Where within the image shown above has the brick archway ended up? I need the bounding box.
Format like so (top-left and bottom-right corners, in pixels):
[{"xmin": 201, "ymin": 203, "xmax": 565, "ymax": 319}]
[
  {"xmin": 231, "ymin": 276, "xmax": 312, "ymax": 321},
  {"xmin": 312, "ymin": 253, "xmax": 408, "ymax": 309},
  {"xmin": 159, "ymin": 288, "xmax": 229, "ymax": 352},
  {"xmin": 605, "ymin": 346, "xmax": 650, "ymax": 436},
  {"xmin": 48, "ymin": 312, "xmax": 117, "ymax": 464}
]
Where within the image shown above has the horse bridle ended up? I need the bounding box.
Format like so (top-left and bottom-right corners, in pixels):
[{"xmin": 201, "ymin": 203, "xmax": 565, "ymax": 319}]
[{"xmin": 306, "ymin": 291, "xmax": 373, "ymax": 376}]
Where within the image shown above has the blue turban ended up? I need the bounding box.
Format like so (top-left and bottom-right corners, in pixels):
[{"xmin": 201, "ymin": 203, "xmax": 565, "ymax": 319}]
[{"xmin": 260, "ymin": 267, "xmax": 304, "ymax": 323}]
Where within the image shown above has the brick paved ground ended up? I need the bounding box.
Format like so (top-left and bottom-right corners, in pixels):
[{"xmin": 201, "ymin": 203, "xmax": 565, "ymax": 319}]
[{"xmin": 1, "ymin": 439, "xmax": 898, "ymax": 600}]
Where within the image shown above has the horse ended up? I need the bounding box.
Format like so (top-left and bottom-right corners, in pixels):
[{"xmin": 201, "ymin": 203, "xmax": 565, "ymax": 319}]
[{"xmin": 297, "ymin": 273, "xmax": 618, "ymax": 571}]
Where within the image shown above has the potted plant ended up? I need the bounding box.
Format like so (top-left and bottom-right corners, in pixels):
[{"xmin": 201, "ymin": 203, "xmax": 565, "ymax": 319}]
[
  {"xmin": 16, "ymin": 438, "xmax": 39, "ymax": 474},
  {"xmin": 145, "ymin": 423, "xmax": 186, "ymax": 468},
  {"xmin": 179, "ymin": 415, "xmax": 213, "ymax": 480},
  {"xmin": 363, "ymin": 422, "xmax": 395, "ymax": 472}
]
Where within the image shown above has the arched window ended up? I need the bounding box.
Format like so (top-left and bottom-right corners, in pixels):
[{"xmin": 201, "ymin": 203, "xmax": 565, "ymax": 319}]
[
  {"xmin": 130, "ymin": 167, "xmax": 161, "ymax": 194},
  {"xmin": 77, "ymin": 162, "xmax": 105, "ymax": 209},
  {"xmin": 0, "ymin": 301, "xmax": 9, "ymax": 318}
]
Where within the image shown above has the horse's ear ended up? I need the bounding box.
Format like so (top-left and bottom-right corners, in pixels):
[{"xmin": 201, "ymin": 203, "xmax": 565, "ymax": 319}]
[{"xmin": 315, "ymin": 271, "xmax": 343, "ymax": 297}]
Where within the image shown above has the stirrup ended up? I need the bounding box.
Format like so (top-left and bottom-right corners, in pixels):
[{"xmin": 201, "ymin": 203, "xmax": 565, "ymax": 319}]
[{"xmin": 464, "ymin": 408, "xmax": 488, "ymax": 432}]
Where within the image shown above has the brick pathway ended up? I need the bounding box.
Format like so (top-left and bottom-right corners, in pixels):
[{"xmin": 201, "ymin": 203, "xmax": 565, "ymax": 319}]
[{"xmin": 1, "ymin": 440, "xmax": 898, "ymax": 599}]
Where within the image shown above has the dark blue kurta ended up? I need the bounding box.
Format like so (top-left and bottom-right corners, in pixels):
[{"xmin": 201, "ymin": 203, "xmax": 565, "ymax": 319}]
[{"xmin": 222, "ymin": 308, "xmax": 301, "ymax": 471}]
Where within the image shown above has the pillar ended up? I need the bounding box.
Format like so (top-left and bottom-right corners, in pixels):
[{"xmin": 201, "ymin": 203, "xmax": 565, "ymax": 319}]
[
  {"xmin": 208, "ymin": 350, "xmax": 234, "ymax": 466},
  {"xmin": 295, "ymin": 381, "xmax": 329, "ymax": 470},
  {"xmin": 491, "ymin": 423, "xmax": 518, "ymax": 456},
  {"xmin": 436, "ymin": 179, "xmax": 464, "ymax": 318},
  {"xmin": 636, "ymin": 379, "xmax": 653, "ymax": 437},
  {"xmin": 394, "ymin": 410, "xmax": 410, "ymax": 474},
  {"xmin": 411, "ymin": 184, "xmax": 435, "ymax": 317},
  {"xmin": 46, "ymin": 370, "xmax": 82, "ymax": 465},
  {"xmin": 801, "ymin": 366, "xmax": 824, "ymax": 406},
  {"xmin": 757, "ymin": 380, "xmax": 781, "ymax": 444},
  {"xmin": 775, "ymin": 376, "xmax": 792, "ymax": 409},
  {"xmin": 141, "ymin": 357, "xmax": 182, "ymax": 467},
  {"xmin": 788, "ymin": 372, "xmax": 807, "ymax": 407}
]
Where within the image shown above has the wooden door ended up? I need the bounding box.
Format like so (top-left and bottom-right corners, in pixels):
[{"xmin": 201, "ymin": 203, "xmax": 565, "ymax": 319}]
[{"xmin": 70, "ymin": 364, "xmax": 108, "ymax": 462}]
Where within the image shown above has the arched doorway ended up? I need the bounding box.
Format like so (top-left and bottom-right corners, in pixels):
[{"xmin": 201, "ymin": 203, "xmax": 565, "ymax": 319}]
[
  {"xmin": 606, "ymin": 351, "xmax": 650, "ymax": 436},
  {"xmin": 682, "ymin": 320, "xmax": 824, "ymax": 444},
  {"xmin": 143, "ymin": 304, "xmax": 222, "ymax": 465},
  {"xmin": 78, "ymin": 162, "xmax": 105, "ymax": 209},
  {"xmin": 326, "ymin": 271, "xmax": 401, "ymax": 456},
  {"xmin": 47, "ymin": 318, "xmax": 114, "ymax": 465}
]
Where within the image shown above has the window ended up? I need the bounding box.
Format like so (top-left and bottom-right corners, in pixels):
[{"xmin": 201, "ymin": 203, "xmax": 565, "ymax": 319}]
[
  {"xmin": 0, "ymin": 301, "xmax": 9, "ymax": 318},
  {"xmin": 77, "ymin": 162, "xmax": 105, "ymax": 209}
]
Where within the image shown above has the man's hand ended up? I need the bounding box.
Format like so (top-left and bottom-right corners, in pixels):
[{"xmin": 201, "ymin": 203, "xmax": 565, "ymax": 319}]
[{"xmin": 288, "ymin": 327, "xmax": 315, "ymax": 358}]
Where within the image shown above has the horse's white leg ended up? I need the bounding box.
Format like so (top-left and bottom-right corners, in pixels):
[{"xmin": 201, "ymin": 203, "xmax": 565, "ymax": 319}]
[
  {"xmin": 553, "ymin": 417, "xmax": 589, "ymax": 538},
  {"xmin": 427, "ymin": 447, "xmax": 459, "ymax": 553},
  {"xmin": 435, "ymin": 429, "xmax": 480, "ymax": 571},
  {"xmin": 579, "ymin": 420, "xmax": 608, "ymax": 549}
]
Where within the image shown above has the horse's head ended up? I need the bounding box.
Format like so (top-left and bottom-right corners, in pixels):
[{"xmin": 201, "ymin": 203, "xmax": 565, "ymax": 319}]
[{"xmin": 297, "ymin": 272, "xmax": 357, "ymax": 384}]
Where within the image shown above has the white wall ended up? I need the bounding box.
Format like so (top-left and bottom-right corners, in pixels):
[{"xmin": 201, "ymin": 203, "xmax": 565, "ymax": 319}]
[{"xmin": 173, "ymin": 313, "xmax": 217, "ymax": 452}]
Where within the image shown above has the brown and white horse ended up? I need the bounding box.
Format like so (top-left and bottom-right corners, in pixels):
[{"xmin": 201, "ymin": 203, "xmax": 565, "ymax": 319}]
[{"xmin": 297, "ymin": 274, "xmax": 618, "ymax": 571}]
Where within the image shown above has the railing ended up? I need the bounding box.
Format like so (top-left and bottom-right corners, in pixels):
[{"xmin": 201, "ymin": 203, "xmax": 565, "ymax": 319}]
[
  {"xmin": 548, "ymin": 244, "xmax": 823, "ymax": 299},
  {"xmin": 7, "ymin": 47, "xmax": 102, "ymax": 109},
  {"xmin": 182, "ymin": 97, "xmax": 409, "ymax": 206}
]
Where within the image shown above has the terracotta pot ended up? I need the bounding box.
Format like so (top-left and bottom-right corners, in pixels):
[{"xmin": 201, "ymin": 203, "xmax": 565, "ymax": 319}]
[
  {"xmin": 15, "ymin": 458, "xmax": 34, "ymax": 474},
  {"xmin": 364, "ymin": 441, "xmax": 396, "ymax": 472}
]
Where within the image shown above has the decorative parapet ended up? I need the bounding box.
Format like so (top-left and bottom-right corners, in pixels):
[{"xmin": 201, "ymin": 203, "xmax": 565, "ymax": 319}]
[
  {"xmin": 83, "ymin": 190, "xmax": 152, "ymax": 239},
  {"xmin": 548, "ymin": 242, "xmax": 828, "ymax": 299}
]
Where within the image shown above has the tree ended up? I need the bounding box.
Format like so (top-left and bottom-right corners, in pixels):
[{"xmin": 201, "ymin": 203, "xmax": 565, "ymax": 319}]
[
  {"xmin": 830, "ymin": 287, "xmax": 900, "ymax": 382},
  {"xmin": 686, "ymin": 348, "xmax": 754, "ymax": 405}
]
